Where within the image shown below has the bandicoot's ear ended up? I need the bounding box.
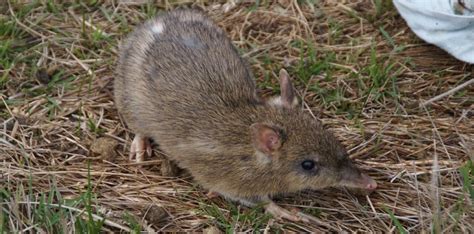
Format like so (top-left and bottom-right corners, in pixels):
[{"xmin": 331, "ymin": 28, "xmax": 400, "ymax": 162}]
[
  {"xmin": 268, "ymin": 69, "xmax": 298, "ymax": 108},
  {"xmin": 279, "ymin": 69, "xmax": 298, "ymax": 108},
  {"xmin": 250, "ymin": 123, "xmax": 282, "ymax": 155}
]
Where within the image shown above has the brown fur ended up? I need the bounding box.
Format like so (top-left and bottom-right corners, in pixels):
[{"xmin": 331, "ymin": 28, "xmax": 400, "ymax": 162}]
[{"xmin": 114, "ymin": 9, "xmax": 373, "ymax": 203}]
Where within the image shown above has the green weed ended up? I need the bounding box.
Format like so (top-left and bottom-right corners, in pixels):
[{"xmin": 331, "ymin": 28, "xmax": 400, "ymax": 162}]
[
  {"xmin": 142, "ymin": 2, "xmax": 159, "ymax": 18},
  {"xmin": 87, "ymin": 162, "xmax": 103, "ymax": 232},
  {"xmin": 359, "ymin": 45, "xmax": 401, "ymax": 104},
  {"xmin": 373, "ymin": 0, "xmax": 394, "ymax": 18},
  {"xmin": 379, "ymin": 26, "xmax": 406, "ymax": 53},
  {"xmin": 0, "ymin": 161, "xmax": 106, "ymax": 233},
  {"xmin": 327, "ymin": 18, "xmax": 342, "ymax": 44},
  {"xmin": 45, "ymin": 0, "xmax": 61, "ymax": 13},
  {"xmin": 291, "ymin": 40, "xmax": 365, "ymax": 117},
  {"xmin": 293, "ymin": 40, "xmax": 334, "ymax": 85},
  {"xmin": 459, "ymin": 160, "xmax": 473, "ymax": 202},
  {"xmin": 87, "ymin": 117, "xmax": 105, "ymax": 135},
  {"xmin": 302, "ymin": 207, "xmax": 322, "ymax": 217},
  {"xmin": 199, "ymin": 202, "xmax": 273, "ymax": 233},
  {"xmin": 383, "ymin": 207, "xmax": 407, "ymax": 234},
  {"xmin": 44, "ymin": 96, "xmax": 61, "ymax": 119},
  {"xmin": 448, "ymin": 160, "xmax": 472, "ymax": 234},
  {"xmin": 123, "ymin": 212, "xmax": 142, "ymax": 233}
]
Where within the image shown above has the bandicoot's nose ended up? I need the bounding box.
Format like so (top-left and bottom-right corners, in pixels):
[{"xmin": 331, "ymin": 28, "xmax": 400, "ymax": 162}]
[{"xmin": 362, "ymin": 173, "xmax": 377, "ymax": 190}]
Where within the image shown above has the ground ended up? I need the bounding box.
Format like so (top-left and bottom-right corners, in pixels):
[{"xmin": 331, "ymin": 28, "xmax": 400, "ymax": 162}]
[{"xmin": 0, "ymin": 0, "xmax": 473, "ymax": 233}]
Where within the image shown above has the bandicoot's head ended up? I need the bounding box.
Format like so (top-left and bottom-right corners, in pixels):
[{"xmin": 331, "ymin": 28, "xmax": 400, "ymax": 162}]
[{"xmin": 249, "ymin": 69, "xmax": 377, "ymax": 193}]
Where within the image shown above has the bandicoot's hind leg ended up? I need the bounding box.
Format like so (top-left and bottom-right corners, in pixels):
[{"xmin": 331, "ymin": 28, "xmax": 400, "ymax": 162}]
[
  {"xmin": 128, "ymin": 133, "xmax": 180, "ymax": 174},
  {"xmin": 207, "ymin": 192, "xmax": 310, "ymax": 222},
  {"xmin": 237, "ymin": 196, "xmax": 309, "ymax": 222},
  {"xmin": 129, "ymin": 134, "xmax": 152, "ymax": 163},
  {"xmin": 160, "ymin": 156, "xmax": 180, "ymax": 176},
  {"xmin": 264, "ymin": 201, "xmax": 309, "ymax": 222}
]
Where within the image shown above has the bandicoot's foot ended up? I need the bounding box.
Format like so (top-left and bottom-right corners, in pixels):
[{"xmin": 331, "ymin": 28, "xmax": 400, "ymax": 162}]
[
  {"xmin": 129, "ymin": 134, "xmax": 152, "ymax": 163},
  {"xmin": 265, "ymin": 202, "xmax": 309, "ymax": 222}
]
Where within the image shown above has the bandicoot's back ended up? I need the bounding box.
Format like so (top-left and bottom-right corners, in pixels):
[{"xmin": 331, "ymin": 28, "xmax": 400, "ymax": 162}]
[{"xmin": 115, "ymin": 9, "xmax": 258, "ymax": 131}]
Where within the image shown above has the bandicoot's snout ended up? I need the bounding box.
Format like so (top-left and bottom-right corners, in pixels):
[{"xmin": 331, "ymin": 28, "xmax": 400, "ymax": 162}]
[
  {"xmin": 340, "ymin": 165, "xmax": 377, "ymax": 190},
  {"xmin": 361, "ymin": 173, "xmax": 377, "ymax": 190}
]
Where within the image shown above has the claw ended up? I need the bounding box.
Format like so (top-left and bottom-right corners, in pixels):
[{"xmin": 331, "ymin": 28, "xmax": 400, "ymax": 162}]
[
  {"xmin": 129, "ymin": 134, "xmax": 152, "ymax": 163},
  {"xmin": 146, "ymin": 144, "xmax": 152, "ymax": 156}
]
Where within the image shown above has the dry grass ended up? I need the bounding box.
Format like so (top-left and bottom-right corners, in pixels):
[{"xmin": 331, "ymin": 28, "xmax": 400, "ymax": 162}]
[{"xmin": 0, "ymin": 0, "xmax": 473, "ymax": 232}]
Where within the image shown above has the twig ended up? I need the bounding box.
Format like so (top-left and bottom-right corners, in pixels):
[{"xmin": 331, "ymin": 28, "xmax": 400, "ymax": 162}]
[
  {"xmin": 297, "ymin": 212, "xmax": 341, "ymax": 232},
  {"xmin": 14, "ymin": 201, "xmax": 131, "ymax": 232},
  {"xmin": 68, "ymin": 7, "xmax": 110, "ymax": 37},
  {"xmin": 65, "ymin": 48, "xmax": 93, "ymax": 76},
  {"xmin": 420, "ymin": 79, "xmax": 474, "ymax": 107},
  {"xmin": 7, "ymin": 1, "xmax": 47, "ymax": 40}
]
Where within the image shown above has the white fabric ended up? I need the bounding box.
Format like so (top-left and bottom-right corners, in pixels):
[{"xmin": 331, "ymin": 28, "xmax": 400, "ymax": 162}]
[{"xmin": 393, "ymin": 0, "xmax": 474, "ymax": 63}]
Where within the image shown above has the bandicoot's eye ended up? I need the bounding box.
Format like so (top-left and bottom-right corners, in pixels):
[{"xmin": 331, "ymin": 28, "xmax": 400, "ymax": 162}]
[{"xmin": 301, "ymin": 160, "xmax": 316, "ymax": 171}]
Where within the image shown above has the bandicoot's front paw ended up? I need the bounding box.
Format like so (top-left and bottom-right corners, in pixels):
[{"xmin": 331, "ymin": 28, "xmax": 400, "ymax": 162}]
[{"xmin": 129, "ymin": 134, "xmax": 152, "ymax": 163}]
